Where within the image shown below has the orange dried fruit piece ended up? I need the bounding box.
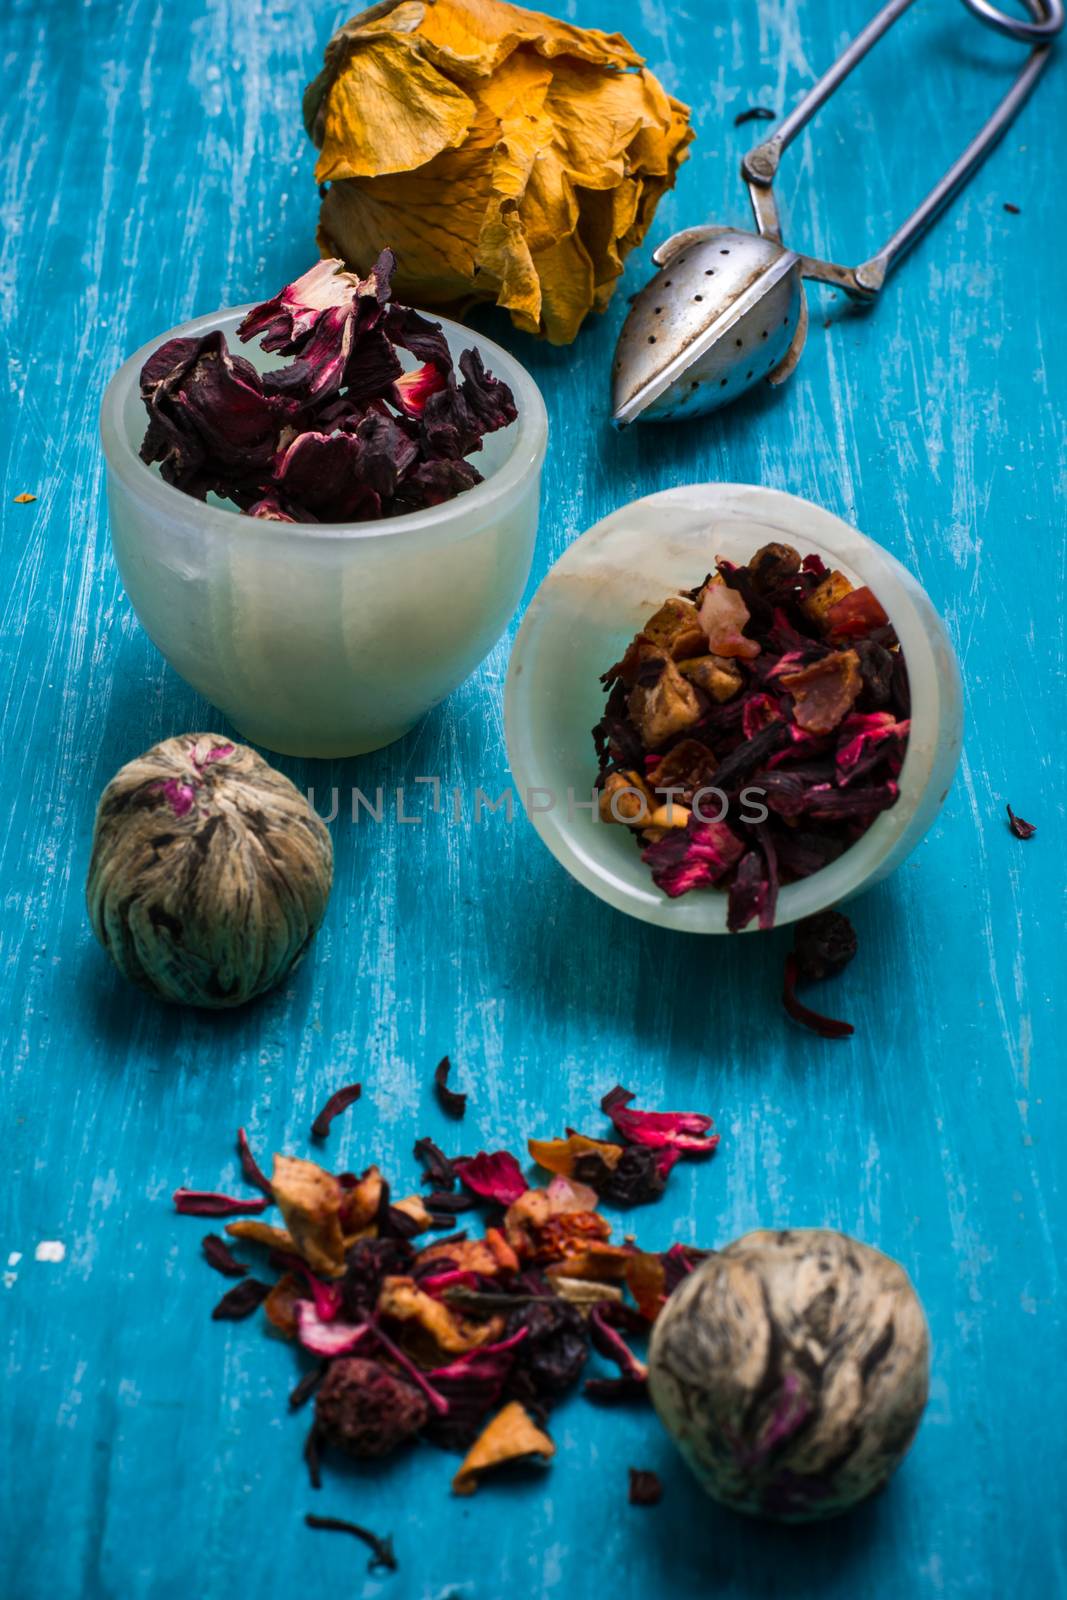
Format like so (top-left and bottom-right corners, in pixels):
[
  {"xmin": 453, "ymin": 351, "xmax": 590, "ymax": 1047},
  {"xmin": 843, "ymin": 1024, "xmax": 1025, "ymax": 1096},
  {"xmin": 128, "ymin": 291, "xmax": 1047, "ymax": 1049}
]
[
  {"xmin": 528, "ymin": 1132, "xmax": 624, "ymax": 1178},
  {"xmin": 271, "ymin": 1154, "xmax": 346, "ymax": 1277},
  {"xmin": 377, "ymin": 1275, "xmax": 504, "ymax": 1358},
  {"xmin": 225, "ymin": 1219, "xmax": 298, "ymax": 1254},
  {"xmin": 451, "ymin": 1401, "xmax": 555, "ymax": 1495}
]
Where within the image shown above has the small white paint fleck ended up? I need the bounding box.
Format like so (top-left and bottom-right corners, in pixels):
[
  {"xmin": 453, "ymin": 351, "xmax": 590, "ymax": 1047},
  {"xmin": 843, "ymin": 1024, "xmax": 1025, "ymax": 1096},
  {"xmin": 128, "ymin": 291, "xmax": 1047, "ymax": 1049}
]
[
  {"xmin": 35, "ymin": 1240, "xmax": 66, "ymax": 1263},
  {"xmin": 7, "ymin": 1251, "xmax": 21, "ymax": 1266}
]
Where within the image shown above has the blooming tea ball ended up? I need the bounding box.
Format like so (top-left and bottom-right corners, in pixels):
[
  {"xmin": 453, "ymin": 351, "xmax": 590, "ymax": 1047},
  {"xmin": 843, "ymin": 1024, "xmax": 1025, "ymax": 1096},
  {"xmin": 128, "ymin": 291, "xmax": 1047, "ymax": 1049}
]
[
  {"xmin": 648, "ymin": 1228, "xmax": 929, "ymax": 1521},
  {"xmin": 86, "ymin": 734, "xmax": 332, "ymax": 1008}
]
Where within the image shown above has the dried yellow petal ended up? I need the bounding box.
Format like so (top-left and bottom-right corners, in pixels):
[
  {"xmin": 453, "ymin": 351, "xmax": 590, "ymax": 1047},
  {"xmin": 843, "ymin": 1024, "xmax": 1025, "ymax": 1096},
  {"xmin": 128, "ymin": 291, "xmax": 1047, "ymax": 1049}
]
[
  {"xmin": 305, "ymin": 0, "xmax": 693, "ymax": 343},
  {"xmin": 452, "ymin": 1401, "xmax": 555, "ymax": 1495}
]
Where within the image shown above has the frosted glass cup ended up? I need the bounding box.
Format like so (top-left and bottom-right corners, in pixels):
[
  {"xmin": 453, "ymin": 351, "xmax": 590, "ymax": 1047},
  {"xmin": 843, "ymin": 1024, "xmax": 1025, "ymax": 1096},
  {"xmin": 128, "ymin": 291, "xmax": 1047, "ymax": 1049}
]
[{"xmin": 100, "ymin": 308, "xmax": 548, "ymax": 757}]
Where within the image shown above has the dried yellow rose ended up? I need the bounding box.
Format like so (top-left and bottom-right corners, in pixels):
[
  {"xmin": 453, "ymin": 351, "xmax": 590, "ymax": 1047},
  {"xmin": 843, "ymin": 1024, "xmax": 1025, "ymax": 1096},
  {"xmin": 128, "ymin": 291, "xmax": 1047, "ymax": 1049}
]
[{"xmin": 304, "ymin": 0, "xmax": 693, "ymax": 344}]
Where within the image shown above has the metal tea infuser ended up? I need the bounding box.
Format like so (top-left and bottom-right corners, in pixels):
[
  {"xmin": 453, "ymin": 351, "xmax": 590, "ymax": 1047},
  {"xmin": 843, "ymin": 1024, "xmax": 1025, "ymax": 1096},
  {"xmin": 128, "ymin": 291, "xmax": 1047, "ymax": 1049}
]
[{"xmin": 611, "ymin": 0, "xmax": 1062, "ymax": 426}]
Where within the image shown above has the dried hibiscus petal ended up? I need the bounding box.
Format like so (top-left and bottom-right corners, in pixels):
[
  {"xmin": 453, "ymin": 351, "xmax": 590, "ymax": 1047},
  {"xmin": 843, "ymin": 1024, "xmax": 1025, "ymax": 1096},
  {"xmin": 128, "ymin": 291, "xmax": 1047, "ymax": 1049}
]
[
  {"xmin": 173, "ymin": 1188, "xmax": 270, "ymax": 1218},
  {"xmin": 211, "ymin": 1277, "xmax": 272, "ymax": 1321},
  {"xmin": 1006, "ymin": 804, "xmax": 1036, "ymax": 839},
  {"xmin": 782, "ymin": 953, "xmax": 854, "ymax": 1040},
  {"xmin": 434, "ymin": 1055, "xmax": 467, "ymax": 1119},
  {"xmin": 642, "ymin": 817, "xmax": 746, "ymax": 898},
  {"xmin": 601, "ymin": 1086, "xmax": 717, "ymax": 1167},
  {"xmin": 201, "ymin": 1234, "xmax": 248, "ymax": 1278},
  {"xmin": 453, "ymin": 1151, "xmax": 527, "ymax": 1206},
  {"xmin": 236, "ymin": 1127, "xmax": 273, "ymax": 1197},
  {"xmin": 310, "ymin": 1080, "xmax": 362, "ymax": 1142}
]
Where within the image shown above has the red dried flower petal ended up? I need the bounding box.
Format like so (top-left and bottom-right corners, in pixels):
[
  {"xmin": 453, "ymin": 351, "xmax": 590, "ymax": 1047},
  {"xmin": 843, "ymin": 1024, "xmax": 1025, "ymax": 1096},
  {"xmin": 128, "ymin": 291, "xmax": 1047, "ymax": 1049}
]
[
  {"xmin": 453, "ymin": 1151, "xmax": 527, "ymax": 1206},
  {"xmin": 782, "ymin": 953, "xmax": 854, "ymax": 1039},
  {"xmin": 201, "ymin": 1234, "xmax": 248, "ymax": 1278},
  {"xmin": 174, "ymin": 1188, "xmax": 271, "ymax": 1218},
  {"xmin": 310, "ymin": 1081, "xmax": 362, "ymax": 1142},
  {"xmin": 211, "ymin": 1278, "xmax": 272, "ymax": 1320},
  {"xmin": 1006, "ymin": 804, "xmax": 1036, "ymax": 840},
  {"xmin": 600, "ymin": 1086, "xmax": 718, "ymax": 1160},
  {"xmin": 641, "ymin": 817, "xmax": 746, "ymax": 899},
  {"xmin": 235, "ymin": 1127, "xmax": 273, "ymax": 1197},
  {"xmin": 434, "ymin": 1056, "xmax": 467, "ymax": 1119}
]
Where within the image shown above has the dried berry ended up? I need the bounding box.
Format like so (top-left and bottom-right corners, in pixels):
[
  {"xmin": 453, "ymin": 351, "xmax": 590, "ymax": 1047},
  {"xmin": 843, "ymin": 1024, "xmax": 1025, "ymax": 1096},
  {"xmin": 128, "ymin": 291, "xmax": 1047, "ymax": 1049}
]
[
  {"xmin": 341, "ymin": 1236, "xmax": 416, "ymax": 1323},
  {"xmin": 504, "ymin": 1298, "xmax": 589, "ymax": 1402},
  {"xmin": 792, "ymin": 910, "xmax": 858, "ymax": 982},
  {"xmin": 315, "ymin": 1357, "xmax": 430, "ymax": 1458},
  {"xmin": 628, "ymin": 1467, "xmax": 663, "ymax": 1505}
]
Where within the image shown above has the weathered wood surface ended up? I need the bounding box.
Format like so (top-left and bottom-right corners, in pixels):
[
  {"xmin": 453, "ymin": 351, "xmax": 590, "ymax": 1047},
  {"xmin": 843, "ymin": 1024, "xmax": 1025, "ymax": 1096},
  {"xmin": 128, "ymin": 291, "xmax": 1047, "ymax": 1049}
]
[{"xmin": 2, "ymin": 1, "xmax": 1064, "ymax": 1596}]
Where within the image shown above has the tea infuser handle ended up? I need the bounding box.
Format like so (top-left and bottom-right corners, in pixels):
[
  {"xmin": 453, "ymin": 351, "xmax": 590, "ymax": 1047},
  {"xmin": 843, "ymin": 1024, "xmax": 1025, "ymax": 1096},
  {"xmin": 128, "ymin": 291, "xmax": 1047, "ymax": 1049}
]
[
  {"xmin": 742, "ymin": 0, "xmax": 1061, "ymax": 296},
  {"xmin": 961, "ymin": 0, "xmax": 1063, "ymax": 42},
  {"xmin": 857, "ymin": 0, "xmax": 1060, "ymax": 289}
]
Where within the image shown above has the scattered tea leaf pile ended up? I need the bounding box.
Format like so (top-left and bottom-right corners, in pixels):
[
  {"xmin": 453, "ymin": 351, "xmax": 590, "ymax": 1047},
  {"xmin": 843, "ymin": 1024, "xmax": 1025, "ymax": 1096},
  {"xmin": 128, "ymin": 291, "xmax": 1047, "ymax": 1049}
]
[{"xmin": 175, "ymin": 1077, "xmax": 717, "ymax": 1568}]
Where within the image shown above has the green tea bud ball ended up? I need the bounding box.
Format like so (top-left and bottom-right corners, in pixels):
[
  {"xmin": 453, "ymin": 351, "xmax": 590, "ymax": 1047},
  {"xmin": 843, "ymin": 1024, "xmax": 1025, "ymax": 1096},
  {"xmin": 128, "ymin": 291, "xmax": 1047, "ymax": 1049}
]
[
  {"xmin": 87, "ymin": 734, "xmax": 332, "ymax": 1008},
  {"xmin": 648, "ymin": 1228, "xmax": 929, "ymax": 1521}
]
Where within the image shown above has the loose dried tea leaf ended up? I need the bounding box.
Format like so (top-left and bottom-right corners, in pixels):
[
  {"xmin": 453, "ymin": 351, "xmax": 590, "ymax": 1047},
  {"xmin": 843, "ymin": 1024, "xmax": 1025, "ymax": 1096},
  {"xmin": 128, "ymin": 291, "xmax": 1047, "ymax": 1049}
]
[
  {"xmin": 1006, "ymin": 804, "xmax": 1036, "ymax": 840},
  {"xmin": 12, "ymin": 492, "xmax": 36, "ymax": 504},
  {"xmin": 174, "ymin": 1188, "xmax": 271, "ymax": 1218},
  {"xmin": 452, "ymin": 1401, "xmax": 555, "ymax": 1495},
  {"xmin": 782, "ymin": 954, "xmax": 854, "ymax": 1040},
  {"xmin": 734, "ymin": 105, "xmax": 776, "ymax": 126},
  {"xmin": 434, "ymin": 1055, "xmax": 467, "ymax": 1118},
  {"xmin": 454, "ymin": 1150, "xmax": 528, "ymax": 1205},
  {"xmin": 305, "ymin": 1512, "xmax": 397, "ymax": 1574},
  {"xmin": 211, "ymin": 1278, "xmax": 272, "ymax": 1320},
  {"xmin": 236, "ymin": 1127, "xmax": 273, "ymax": 1197},
  {"xmin": 310, "ymin": 1081, "xmax": 362, "ymax": 1142},
  {"xmin": 628, "ymin": 1467, "xmax": 663, "ymax": 1505},
  {"xmin": 201, "ymin": 1234, "xmax": 249, "ymax": 1278}
]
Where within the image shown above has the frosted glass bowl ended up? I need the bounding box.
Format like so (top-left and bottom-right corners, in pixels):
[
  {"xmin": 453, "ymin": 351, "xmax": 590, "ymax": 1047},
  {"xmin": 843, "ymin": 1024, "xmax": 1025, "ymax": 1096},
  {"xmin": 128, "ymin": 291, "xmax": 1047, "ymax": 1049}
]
[
  {"xmin": 100, "ymin": 307, "xmax": 548, "ymax": 757},
  {"xmin": 504, "ymin": 484, "xmax": 963, "ymax": 933}
]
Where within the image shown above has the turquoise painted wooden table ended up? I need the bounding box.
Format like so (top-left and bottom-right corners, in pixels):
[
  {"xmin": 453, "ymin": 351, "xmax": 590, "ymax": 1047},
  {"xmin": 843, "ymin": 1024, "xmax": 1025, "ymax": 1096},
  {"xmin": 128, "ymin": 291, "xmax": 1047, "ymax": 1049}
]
[{"xmin": 3, "ymin": 1, "xmax": 1064, "ymax": 1596}]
